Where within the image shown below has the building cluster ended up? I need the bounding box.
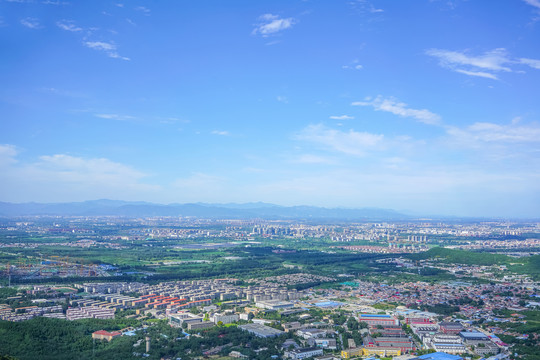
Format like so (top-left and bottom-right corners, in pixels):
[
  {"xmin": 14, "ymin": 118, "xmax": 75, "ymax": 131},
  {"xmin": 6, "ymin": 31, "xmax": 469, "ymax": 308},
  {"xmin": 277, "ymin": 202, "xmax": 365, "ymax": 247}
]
[
  {"xmin": 66, "ymin": 306, "xmax": 115, "ymax": 321},
  {"xmin": 4, "ymin": 216, "xmax": 538, "ymax": 246},
  {"xmin": 335, "ymin": 245, "xmax": 427, "ymax": 254},
  {"xmin": 69, "ymin": 278, "xmax": 311, "ymax": 319},
  {"xmin": 0, "ymin": 303, "xmax": 63, "ymax": 321},
  {"xmin": 341, "ymin": 312, "xmax": 501, "ymax": 358}
]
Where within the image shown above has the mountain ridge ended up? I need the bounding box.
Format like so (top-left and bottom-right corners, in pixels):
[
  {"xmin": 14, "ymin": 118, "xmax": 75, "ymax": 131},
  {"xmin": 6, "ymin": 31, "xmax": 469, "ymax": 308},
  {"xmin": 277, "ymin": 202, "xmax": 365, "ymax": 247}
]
[{"xmin": 0, "ymin": 200, "xmax": 412, "ymax": 220}]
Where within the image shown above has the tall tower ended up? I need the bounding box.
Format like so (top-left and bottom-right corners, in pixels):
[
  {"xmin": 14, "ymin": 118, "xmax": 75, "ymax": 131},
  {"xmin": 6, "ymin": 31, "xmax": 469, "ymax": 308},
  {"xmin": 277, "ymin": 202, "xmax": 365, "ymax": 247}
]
[{"xmin": 146, "ymin": 336, "xmax": 150, "ymax": 353}]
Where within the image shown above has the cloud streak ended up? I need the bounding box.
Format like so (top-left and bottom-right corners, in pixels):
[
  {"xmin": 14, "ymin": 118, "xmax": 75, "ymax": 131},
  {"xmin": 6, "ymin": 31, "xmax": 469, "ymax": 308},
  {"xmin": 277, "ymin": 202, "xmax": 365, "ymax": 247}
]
[
  {"xmin": 20, "ymin": 17, "xmax": 41, "ymax": 29},
  {"xmin": 56, "ymin": 20, "xmax": 82, "ymax": 32},
  {"xmin": 426, "ymin": 48, "xmax": 540, "ymax": 79},
  {"xmin": 296, "ymin": 124, "xmax": 383, "ymax": 156},
  {"xmin": 352, "ymin": 95, "xmax": 442, "ymax": 125},
  {"xmin": 84, "ymin": 41, "xmax": 130, "ymax": 60},
  {"xmin": 329, "ymin": 115, "xmax": 354, "ymax": 120},
  {"xmin": 95, "ymin": 113, "xmax": 135, "ymax": 121},
  {"xmin": 523, "ymin": 0, "xmax": 540, "ymax": 9},
  {"xmin": 447, "ymin": 121, "xmax": 540, "ymax": 144}
]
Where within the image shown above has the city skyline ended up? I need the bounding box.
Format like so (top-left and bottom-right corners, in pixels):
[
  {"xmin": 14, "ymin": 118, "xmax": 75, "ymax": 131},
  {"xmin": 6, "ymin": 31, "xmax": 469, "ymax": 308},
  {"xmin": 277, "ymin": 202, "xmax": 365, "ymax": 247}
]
[{"xmin": 2, "ymin": 0, "xmax": 540, "ymax": 217}]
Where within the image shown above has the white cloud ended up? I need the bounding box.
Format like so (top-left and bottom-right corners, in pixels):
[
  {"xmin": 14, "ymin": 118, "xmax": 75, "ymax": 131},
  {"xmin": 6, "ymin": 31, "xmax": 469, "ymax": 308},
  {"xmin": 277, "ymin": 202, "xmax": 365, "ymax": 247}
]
[
  {"xmin": 0, "ymin": 149, "xmax": 158, "ymax": 202},
  {"xmin": 0, "ymin": 144, "xmax": 18, "ymax": 166},
  {"xmin": 447, "ymin": 121, "xmax": 540, "ymax": 144},
  {"xmin": 296, "ymin": 124, "xmax": 383, "ymax": 156},
  {"xmin": 276, "ymin": 95, "xmax": 288, "ymax": 103},
  {"xmin": 85, "ymin": 41, "xmax": 116, "ymax": 51},
  {"xmin": 43, "ymin": 1, "xmax": 69, "ymax": 5},
  {"xmin": 426, "ymin": 48, "xmax": 512, "ymax": 72},
  {"xmin": 253, "ymin": 14, "xmax": 295, "ymax": 37},
  {"xmin": 342, "ymin": 59, "xmax": 364, "ymax": 70},
  {"xmin": 454, "ymin": 69, "xmax": 498, "ymax": 80},
  {"xmin": 426, "ymin": 48, "xmax": 514, "ymax": 79},
  {"xmin": 211, "ymin": 130, "xmax": 230, "ymax": 136},
  {"xmin": 36, "ymin": 154, "xmax": 146, "ymax": 180},
  {"xmin": 56, "ymin": 20, "xmax": 82, "ymax": 32},
  {"xmin": 20, "ymin": 17, "xmax": 41, "ymax": 29},
  {"xmin": 520, "ymin": 57, "xmax": 540, "ymax": 69},
  {"xmin": 426, "ymin": 48, "xmax": 540, "ymax": 79},
  {"xmin": 84, "ymin": 41, "xmax": 130, "ymax": 61},
  {"xmin": 349, "ymin": 0, "xmax": 384, "ymax": 13},
  {"xmin": 95, "ymin": 113, "xmax": 135, "ymax": 121},
  {"xmin": 352, "ymin": 95, "xmax": 442, "ymax": 125},
  {"xmin": 135, "ymin": 6, "xmax": 150, "ymax": 15},
  {"xmin": 329, "ymin": 115, "xmax": 354, "ymax": 120},
  {"xmin": 523, "ymin": 0, "xmax": 540, "ymax": 9}
]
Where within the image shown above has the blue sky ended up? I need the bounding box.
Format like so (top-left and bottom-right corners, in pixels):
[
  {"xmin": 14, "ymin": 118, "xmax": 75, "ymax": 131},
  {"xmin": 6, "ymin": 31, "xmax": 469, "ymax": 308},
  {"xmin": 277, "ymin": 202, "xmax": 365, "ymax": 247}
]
[{"xmin": 1, "ymin": 0, "xmax": 540, "ymax": 217}]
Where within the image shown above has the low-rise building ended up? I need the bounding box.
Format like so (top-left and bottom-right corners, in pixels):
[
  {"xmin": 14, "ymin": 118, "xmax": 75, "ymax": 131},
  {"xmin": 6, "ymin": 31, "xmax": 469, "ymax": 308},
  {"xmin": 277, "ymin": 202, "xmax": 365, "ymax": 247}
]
[
  {"xmin": 358, "ymin": 314, "xmax": 399, "ymax": 326},
  {"xmin": 284, "ymin": 347, "xmax": 323, "ymax": 359},
  {"xmin": 211, "ymin": 312, "xmax": 239, "ymax": 325},
  {"xmin": 307, "ymin": 337, "xmax": 337, "ymax": 349},
  {"xmin": 239, "ymin": 323, "xmax": 284, "ymax": 338},
  {"xmin": 92, "ymin": 330, "xmax": 121, "ymax": 341}
]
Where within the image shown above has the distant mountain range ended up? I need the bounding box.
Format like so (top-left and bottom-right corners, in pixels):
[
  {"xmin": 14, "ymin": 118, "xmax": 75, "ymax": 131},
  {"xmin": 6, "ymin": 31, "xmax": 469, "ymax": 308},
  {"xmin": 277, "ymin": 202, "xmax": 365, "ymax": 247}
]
[{"xmin": 0, "ymin": 200, "xmax": 413, "ymax": 220}]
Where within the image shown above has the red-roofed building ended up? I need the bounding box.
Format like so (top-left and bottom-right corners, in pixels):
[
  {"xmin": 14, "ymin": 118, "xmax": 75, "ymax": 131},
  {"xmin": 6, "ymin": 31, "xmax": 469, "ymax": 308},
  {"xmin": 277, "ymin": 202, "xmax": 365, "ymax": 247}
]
[{"xmin": 92, "ymin": 330, "xmax": 122, "ymax": 341}]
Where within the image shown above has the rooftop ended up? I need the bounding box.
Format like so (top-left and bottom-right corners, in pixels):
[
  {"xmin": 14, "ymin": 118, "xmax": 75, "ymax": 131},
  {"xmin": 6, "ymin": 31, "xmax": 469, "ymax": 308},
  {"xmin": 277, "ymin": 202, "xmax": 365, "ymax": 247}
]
[{"xmin": 414, "ymin": 352, "xmax": 463, "ymax": 360}]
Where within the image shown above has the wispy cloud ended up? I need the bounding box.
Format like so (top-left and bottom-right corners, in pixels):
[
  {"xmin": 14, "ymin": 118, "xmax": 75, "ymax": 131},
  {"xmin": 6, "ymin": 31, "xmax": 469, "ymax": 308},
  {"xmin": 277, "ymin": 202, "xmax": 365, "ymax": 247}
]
[
  {"xmin": 85, "ymin": 41, "xmax": 115, "ymax": 51},
  {"xmin": 342, "ymin": 64, "xmax": 363, "ymax": 70},
  {"xmin": 425, "ymin": 48, "xmax": 514, "ymax": 80},
  {"xmin": 135, "ymin": 6, "xmax": 150, "ymax": 16},
  {"xmin": 342, "ymin": 59, "xmax": 364, "ymax": 70},
  {"xmin": 42, "ymin": 1, "xmax": 70, "ymax": 5},
  {"xmin": 454, "ymin": 69, "xmax": 498, "ymax": 80},
  {"xmin": 252, "ymin": 14, "xmax": 295, "ymax": 37},
  {"xmin": 520, "ymin": 58, "xmax": 540, "ymax": 69},
  {"xmin": 56, "ymin": 20, "xmax": 82, "ymax": 32},
  {"xmin": 211, "ymin": 130, "xmax": 230, "ymax": 136},
  {"xmin": 95, "ymin": 113, "xmax": 135, "ymax": 121},
  {"xmin": 523, "ymin": 0, "xmax": 540, "ymax": 10},
  {"xmin": 352, "ymin": 95, "xmax": 442, "ymax": 125},
  {"xmin": 0, "ymin": 144, "xmax": 18, "ymax": 166},
  {"xmin": 426, "ymin": 48, "xmax": 540, "ymax": 79},
  {"xmin": 329, "ymin": 115, "xmax": 354, "ymax": 120},
  {"xmin": 349, "ymin": 0, "xmax": 384, "ymax": 13},
  {"xmin": 84, "ymin": 41, "xmax": 130, "ymax": 60},
  {"xmin": 296, "ymin": 124, "xmax": 383, "ymax": 156},
  {"xmin": 20, "ymin": 17, "xmax": 41, "ymax": 29},
  {"xmin": 276, "ymin": 95, "xmax": 288, "ymax": 103},
  {"xmin": 447, "ymin": 121, "xmax": 540, "ymax": 144}
]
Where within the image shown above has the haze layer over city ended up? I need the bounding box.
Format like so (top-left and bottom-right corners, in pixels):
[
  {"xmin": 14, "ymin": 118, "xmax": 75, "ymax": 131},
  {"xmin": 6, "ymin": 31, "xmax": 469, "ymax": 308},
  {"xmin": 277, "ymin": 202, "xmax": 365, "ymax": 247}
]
[{"xmin": 1, "ymin": 0, "xmax": 540, "ymax": 217}]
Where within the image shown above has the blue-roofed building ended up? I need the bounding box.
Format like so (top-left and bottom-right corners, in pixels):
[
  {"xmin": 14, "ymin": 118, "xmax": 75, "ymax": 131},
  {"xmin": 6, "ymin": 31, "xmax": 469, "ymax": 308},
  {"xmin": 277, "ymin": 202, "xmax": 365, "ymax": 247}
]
[
  {"xmin": 459, "ymin": 331, "xmax": 490, "ymax": 344},
  {"xmin": 413, "ymin": 351, "xmax": 463, "ymax": 360},
  {"xmin": 314, "ymin": 301, "xmax": 342, "ymax": 308}
]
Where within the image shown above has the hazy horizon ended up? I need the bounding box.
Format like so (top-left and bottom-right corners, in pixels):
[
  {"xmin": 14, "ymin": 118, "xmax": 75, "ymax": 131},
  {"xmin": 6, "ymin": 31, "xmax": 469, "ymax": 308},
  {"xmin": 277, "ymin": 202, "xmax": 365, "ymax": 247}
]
[{"xmin": 2, "ymin": 1, "xmax": 540, "ymax": 218}]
